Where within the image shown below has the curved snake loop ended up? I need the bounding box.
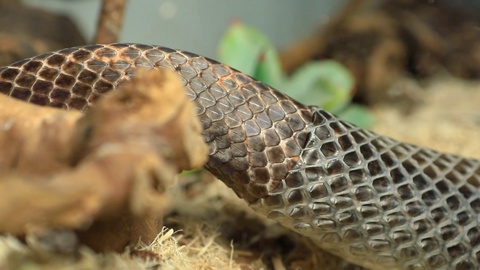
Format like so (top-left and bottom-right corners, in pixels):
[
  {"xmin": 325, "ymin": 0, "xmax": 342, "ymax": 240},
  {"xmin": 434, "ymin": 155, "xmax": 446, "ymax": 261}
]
[{"xmin": 0, "ymin": 43, "xmax": 479, "ymax": 269}]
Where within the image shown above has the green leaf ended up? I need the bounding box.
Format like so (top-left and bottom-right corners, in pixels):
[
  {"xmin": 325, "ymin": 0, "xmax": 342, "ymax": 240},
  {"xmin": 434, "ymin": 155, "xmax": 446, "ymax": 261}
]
[
  {"xmin": 252, "ymin": 46, "xmax": 284, "ymax": 88},
  {"xmin": 337, "ymin": 104, "xmax": 376, "ymax": 128},
  {"xmin": 284, "ymin": 61, "xmax": 354, "ymax": 112},
  {"xmin": 218, "ymin": 22, "xmax": 284, "ymax": 88},
  {"xmin": 218, "ymin": 23, "xmax": 375, "ymax": 128}
]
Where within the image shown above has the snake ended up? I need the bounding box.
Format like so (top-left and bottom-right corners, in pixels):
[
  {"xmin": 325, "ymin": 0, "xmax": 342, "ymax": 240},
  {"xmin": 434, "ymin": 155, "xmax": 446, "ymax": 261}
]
[{"xmin": 0, "ymin": 43, "xmax": 479, "ymax": 269}]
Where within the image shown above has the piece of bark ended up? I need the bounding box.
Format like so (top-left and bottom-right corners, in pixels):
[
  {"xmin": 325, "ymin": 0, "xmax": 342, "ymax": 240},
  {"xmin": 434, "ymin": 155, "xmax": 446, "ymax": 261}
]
[
  {"xmin": 0, "ymin": 0, "xmax": 86, "ymax": 66},
  {"xmin": 0, "ymin": 69, "xmax": 208, "ymax": 244},
  {"xmin": 279, "ymin": 0, "xmax": 365, "ymax": 75},
  {"xmin": 280, "ymin": 0, "xmax": 480, "ymax": 105},
  {"xmin": 76, "ymin": 211, "xmax": 163, "ymax": 253},
  {"xmin": 94, "ymin": 0, "xmax": 128, "ymax": 44}
]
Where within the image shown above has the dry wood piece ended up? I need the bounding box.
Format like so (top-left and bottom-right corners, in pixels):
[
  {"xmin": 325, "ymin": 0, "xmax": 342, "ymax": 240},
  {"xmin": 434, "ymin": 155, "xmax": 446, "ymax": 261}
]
[
  {"xmin": 0, "ymin": 69, "xmax": 208, "ymax": 240},
  {"xmin": 94, "ymin": 0, "xmax": 128, "ymax": 44},
  {"xmin": 0, "ymin": 0, "xmax": 85, "ymax": 66},
  {"xmin": 280, "ymin": 0, "xmax": 480, "ymax": 105}
]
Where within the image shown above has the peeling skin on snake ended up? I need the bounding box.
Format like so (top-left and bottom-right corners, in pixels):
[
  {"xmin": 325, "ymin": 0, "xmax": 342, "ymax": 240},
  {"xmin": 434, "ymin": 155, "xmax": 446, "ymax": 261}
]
[{"xmin": 0, "ymin": 43, "xmax": 479, "ymax": 269}]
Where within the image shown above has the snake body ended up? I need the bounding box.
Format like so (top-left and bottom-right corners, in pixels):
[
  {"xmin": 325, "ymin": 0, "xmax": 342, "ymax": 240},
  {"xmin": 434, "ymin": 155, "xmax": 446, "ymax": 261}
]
[{"xmin": 0, "ymin": 43, "xmax": 479, "ymax": 269}]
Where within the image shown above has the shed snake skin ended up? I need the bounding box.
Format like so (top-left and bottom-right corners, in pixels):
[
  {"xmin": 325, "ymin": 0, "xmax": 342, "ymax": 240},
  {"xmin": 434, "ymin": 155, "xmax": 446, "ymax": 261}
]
[{"xmin": 0, "ymin": 43, "xmax": 479, "ymax": 269}]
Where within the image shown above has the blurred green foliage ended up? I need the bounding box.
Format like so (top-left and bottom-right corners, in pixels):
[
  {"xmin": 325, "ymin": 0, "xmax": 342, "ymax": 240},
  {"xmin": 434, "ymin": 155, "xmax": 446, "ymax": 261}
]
[{"xmin": 218, "ymin": 22, "xmax": 375, "ymax": 128}]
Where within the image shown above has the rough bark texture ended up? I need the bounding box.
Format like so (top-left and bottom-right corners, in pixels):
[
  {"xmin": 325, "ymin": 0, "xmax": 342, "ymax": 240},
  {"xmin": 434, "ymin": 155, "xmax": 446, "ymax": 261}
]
[
  {"xmin": 0, "ymin": 70, "xmax": 208, "ymax": 252},
  {"xmin": 281, "ymin": 0, "xmax": 480, "ymax": 105}
]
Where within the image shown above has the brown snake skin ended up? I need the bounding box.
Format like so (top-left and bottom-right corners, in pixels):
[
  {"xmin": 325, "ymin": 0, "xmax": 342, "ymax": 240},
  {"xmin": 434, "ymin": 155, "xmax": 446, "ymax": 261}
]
[{"xmin": 0, "ymin": 43, "xmax": 479, "ymax": 269}]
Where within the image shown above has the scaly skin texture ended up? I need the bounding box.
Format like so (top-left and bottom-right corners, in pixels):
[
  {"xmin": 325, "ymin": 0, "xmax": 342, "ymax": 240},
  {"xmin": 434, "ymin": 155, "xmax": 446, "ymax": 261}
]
[{"xmin": 0, "ymin": 43, "xmax": 479, "ymax": 269}]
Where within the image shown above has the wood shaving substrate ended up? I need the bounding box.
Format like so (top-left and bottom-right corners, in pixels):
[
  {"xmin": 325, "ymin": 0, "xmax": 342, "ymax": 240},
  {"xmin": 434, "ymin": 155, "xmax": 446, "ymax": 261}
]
[{"xmin": 0, "ymin": 77, "xmax": 479, "ymax": 269}]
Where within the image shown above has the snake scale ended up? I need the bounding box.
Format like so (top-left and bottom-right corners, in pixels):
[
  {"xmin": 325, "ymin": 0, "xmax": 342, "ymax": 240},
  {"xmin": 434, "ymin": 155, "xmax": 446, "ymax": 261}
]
[{"xmin": 0, "ymin": 43, "xmax": 479, "ymax": 269}]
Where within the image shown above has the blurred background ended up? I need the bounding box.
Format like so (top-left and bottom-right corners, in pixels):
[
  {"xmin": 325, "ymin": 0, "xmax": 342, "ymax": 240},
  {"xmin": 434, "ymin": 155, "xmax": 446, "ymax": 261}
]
[
  {"xmin": 2, "ymin": 0, "xmax": 480, "ymax": 125},
  {"xmin": 22, "ymin": 0, "xmax": 348, "ymax": 58}
]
